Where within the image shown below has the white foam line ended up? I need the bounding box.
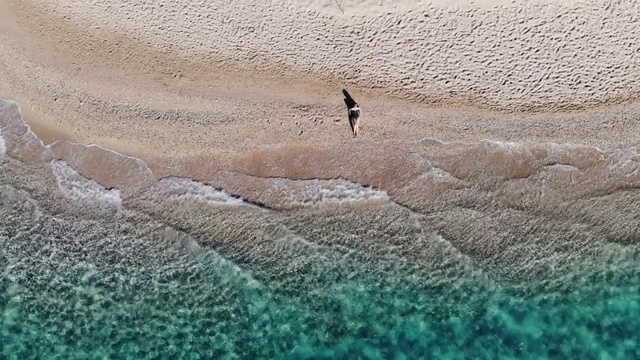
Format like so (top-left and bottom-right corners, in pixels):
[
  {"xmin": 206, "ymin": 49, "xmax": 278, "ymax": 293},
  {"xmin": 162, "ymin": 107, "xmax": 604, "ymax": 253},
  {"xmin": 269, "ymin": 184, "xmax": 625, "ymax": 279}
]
[
  {"xmin": 48, "ymin": 140, "xmax": 150, "ymax": 164},
  {"xmin": 542, "ymin": 163, "xmax": 579, "ymax": 171},
  {"xmin": 159, "ymin": 177, "xmax": 256, "ymax": 208},
  {"xmin": 430, "ymin": 166, "xmax": 454, "ymax": 179},
  {"xmin": 417, "ymin": 137, "xmax": 451, "ymax": 145},
  {"xmin": 51, "ymin": 160, "xmax": 122, "ymax": 204},
  {"xmin": 0, "ymin": 129, "xmax": 6, "ymax": 158},
  {"xmin": 279, "ymin": 178, "xmax": 391, "ymax": 208},
  {"xmin": 0, "ymin": 99, "xmax": 148, "ymax": 166},
  {"xmin": 1, "ymin": 99, "xmax": 48, "ymax": 150},
  {"xmin": 417, "ymin": 136, "xmax": 608, "ymax": 154}
]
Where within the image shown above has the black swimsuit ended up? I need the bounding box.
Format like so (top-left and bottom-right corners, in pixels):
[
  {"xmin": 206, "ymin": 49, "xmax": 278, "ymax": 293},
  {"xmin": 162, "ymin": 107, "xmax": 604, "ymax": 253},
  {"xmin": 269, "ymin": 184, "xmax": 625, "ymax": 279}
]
[{"xmin": 350, "ymin": 109, "xmax": 360, "ymax": 119}]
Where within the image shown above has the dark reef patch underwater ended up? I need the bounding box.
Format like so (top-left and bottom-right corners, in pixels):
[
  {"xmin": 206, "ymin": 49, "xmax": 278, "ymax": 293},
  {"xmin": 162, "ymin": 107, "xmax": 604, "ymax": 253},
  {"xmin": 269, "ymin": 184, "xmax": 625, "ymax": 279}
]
[{"xmin": 0, "ymin": 99, "xmax": 638, "ymax": 359}]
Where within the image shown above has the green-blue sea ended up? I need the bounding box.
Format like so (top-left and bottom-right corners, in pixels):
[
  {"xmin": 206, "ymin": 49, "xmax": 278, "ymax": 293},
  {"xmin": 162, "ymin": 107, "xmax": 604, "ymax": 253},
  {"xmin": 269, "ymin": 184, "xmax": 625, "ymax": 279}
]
[{"xmin": 2, "ymin": 191, "xmax": 638, "ymax": 359}]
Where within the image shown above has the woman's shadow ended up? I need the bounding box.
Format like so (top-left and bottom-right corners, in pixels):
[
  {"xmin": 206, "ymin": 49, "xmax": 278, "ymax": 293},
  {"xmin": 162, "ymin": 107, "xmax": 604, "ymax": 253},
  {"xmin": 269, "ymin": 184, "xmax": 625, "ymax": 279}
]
[{"xmin": 342, "ymin": 89, "xmax": 357, "ymax": 133}]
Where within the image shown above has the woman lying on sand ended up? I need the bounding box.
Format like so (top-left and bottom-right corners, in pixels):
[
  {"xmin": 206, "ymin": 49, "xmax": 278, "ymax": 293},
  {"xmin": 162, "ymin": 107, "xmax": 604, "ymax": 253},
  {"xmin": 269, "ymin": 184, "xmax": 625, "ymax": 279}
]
[{"xmin": 349, "ymin": 103, "xmax": 361, "ymax": 137}]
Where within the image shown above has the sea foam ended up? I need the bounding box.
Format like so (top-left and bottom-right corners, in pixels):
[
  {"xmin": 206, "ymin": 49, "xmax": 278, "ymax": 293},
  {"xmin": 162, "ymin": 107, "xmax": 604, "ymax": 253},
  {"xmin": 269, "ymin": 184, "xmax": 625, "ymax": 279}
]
[
  {"xmin": 158, "ymin": 177, "xmax": 250, "ymax": 207},
  {"xmin": 277, "ymin": 178, "xmax": 390, "ymax": 208},
  {"xmin": 0, "ymin": 128, "xmax": 6, "ymax": 159},
  {"xmin": 51, "ymin": 160, "xmax": 122, "ymax": 204}
]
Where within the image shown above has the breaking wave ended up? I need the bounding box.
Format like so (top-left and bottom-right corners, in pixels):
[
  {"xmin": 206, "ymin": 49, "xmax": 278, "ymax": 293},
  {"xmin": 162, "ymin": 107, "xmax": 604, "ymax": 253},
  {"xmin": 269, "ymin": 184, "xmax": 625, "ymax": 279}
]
[
  {"xmin": 157, "ymin": 177, "xmax": 254, "ymax": 207},
  {"xmin": 51, "ymin": 160, "xmax": 123, "ymax": 204},
  {"xmin": 0, "ymin": 128, "xmax": 6, "ymax": 159}
]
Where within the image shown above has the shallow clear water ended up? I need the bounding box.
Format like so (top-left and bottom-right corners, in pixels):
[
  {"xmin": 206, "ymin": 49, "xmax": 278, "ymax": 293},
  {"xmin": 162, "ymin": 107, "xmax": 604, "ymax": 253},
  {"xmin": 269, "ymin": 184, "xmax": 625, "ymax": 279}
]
[
  {"xmin": 1, "ymin": 99, "xmax": 639, "ymax": 359},
  {"xmin": 2, "ymin": 211, "xmax": 638, "ymax": 359},
  {"xmin": 2, "ymin": 186, "xmax": 637, "ymax": 360}
]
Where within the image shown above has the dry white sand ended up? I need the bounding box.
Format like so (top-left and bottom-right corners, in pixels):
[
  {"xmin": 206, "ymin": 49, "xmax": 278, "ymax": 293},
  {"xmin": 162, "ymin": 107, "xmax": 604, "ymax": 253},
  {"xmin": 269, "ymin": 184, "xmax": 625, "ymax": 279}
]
[
  {"xmin": 1, "ymin": 0, "xmax": 639, "ymax": 169},
  {"xmin": 23, "ymin": 0, "xmax": 640, "ymax": 110}
]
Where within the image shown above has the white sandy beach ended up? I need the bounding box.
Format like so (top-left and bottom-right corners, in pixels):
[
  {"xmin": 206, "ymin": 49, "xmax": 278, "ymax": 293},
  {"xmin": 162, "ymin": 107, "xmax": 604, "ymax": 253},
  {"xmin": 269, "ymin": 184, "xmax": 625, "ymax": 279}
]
[{"xmin": 0, "ymin": 0, "xmax": 639, "ymax": 172}]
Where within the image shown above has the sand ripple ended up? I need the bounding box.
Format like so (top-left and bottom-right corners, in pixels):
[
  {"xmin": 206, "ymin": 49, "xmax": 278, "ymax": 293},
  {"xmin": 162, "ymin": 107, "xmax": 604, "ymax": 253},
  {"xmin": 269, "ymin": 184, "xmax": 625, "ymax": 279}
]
[{"xmin": 29, "ymin": 0, "xmax": 640, "ymax": 110}]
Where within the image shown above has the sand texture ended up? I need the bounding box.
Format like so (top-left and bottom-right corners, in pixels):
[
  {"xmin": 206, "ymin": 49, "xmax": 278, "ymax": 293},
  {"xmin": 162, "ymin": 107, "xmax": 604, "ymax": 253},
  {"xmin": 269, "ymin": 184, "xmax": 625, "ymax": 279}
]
[
  {"xmin": 0, "ymin": 0, "xmax": 639, "ymax": 168},
  {"xmin": 18, "ymin": 0, "xmax": 640, "ymax": 110}
]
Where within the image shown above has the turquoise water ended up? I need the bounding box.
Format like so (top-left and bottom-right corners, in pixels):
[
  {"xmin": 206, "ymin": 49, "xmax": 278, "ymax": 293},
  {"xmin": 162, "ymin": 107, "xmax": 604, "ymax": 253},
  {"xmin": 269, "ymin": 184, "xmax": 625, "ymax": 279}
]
[{"xmin": 1, "ymin": 198, "xmax": 638, "ymax": 359}]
